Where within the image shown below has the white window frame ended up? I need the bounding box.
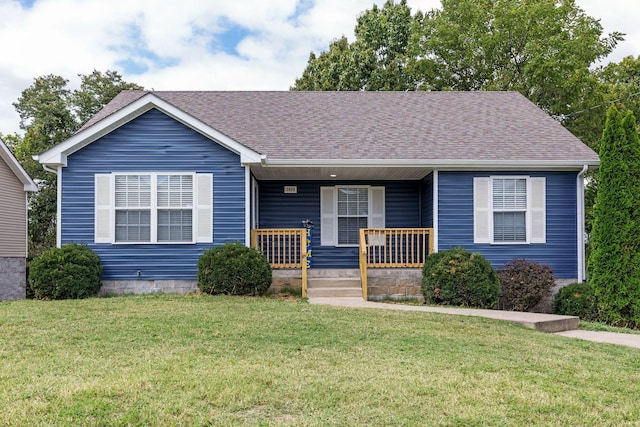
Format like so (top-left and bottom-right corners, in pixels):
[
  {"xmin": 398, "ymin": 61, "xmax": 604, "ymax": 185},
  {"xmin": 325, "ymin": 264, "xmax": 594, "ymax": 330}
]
[
  {"xmin": 491, "ymin": 176, "xmax": 528, "ymax": 244},
  {"xmin": 113, "ymin": 172, "xmax": 195, "ymax": 244},
  {"xmin": 474, "ymin": 176, "xmax": 546, "ymax": 245},
  {"xmin": 336, "ymin": 185, "xmax": 370, "ymax": 247},
  {"xmin": 320, "ymin": 185, "xmax": 385, "ymax": 247},
  {"xmin": 94, "ymin": 171, "xmax": 213, "ymax": 245}
]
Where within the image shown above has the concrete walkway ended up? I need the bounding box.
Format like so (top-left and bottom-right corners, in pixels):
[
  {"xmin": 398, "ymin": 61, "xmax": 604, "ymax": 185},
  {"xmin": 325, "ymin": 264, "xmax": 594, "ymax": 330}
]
[{"xmin": 309, "ymin": 297, "xmax": 640, "ymax": 349}]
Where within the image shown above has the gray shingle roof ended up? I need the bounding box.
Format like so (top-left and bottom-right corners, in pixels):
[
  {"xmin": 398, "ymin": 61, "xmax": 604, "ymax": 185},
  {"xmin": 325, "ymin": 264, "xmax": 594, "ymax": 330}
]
[{"xmin": 81, "ymin": 90, "xmax": 598, "ymax": 163}]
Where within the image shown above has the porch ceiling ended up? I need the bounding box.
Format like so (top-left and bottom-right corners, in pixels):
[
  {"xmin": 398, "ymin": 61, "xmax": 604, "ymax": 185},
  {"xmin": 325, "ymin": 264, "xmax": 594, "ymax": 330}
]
[{"xmin": 250, "ymin": 165, "xmax": 433, "ymax": 181}]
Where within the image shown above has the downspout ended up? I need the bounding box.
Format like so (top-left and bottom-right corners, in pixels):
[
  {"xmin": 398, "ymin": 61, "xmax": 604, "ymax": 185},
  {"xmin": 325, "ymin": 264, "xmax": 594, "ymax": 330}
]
[{"xmin": 577, "ymin": 165, "xmax": 588, "ymax": 283}]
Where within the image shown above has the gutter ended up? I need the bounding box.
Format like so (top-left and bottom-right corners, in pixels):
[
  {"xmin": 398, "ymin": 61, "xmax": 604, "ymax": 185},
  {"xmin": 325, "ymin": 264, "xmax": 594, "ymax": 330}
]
[{"xmin": 577, "ymin": 164, "xmax": 589, "ymax": 283}]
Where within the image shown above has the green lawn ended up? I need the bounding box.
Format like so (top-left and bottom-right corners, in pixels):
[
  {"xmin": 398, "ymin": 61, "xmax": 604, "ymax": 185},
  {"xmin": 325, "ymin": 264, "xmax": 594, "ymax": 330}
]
[{"xmin": 1, "ymin": 294, "xmax": 639, "ymax": 426}]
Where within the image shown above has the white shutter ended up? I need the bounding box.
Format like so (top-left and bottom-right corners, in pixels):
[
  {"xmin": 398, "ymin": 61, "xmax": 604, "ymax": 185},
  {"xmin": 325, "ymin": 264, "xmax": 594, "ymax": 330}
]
[
  {"xmin": 195, "ymin": 174, "xmax": 213, "ymax": 243},
  {"xmin": 474, "ymin": 177, "xmax": 491, "ymax": 244},
  {"xmin": 320, "ymin": 186, "xmax": 336, "ymax": 246},
  {"xmin": 95, "ymin": 174, "xmax": 113, "ymax": 243},
  {"xmin": 530, "ymin": 177, "xmax": 546, "ymax": 244},
  {"xmin": 370, "ymin": 187, "xmax": 385, "ymax": 228}
]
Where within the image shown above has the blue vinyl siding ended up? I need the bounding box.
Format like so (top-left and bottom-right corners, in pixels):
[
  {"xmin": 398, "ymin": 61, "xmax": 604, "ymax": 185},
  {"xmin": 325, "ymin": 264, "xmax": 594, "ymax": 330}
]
[
  {"xmin": 61, "ymin": 109, "xmax": 245, "ymax": 280},
  {"xmin": 422, "ymin": 172, "xmax": 433, "ymax": 228},
  {"xmin": 259, "ymin": 181, "xmax": 421, "ymax": 268},
  {"xmin": 437, "ymin": 171, "xmax": 578, "ymax": 278}
]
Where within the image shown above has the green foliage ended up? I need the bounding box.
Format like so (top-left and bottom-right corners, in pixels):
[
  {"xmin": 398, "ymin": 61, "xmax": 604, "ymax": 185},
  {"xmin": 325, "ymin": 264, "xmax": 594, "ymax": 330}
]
[
  {"xmin": 293, "ymin": 0, "xmax": 422, "ymax": 91},
  {"xmin": 198, "ymin": 242, "xmax": 272, "ymax": 296},
  {"xmin": 293, "ymin": 0, "xmax": 621, "ymax": 117},
  {"xmin": 553, "ymin": 283, "xmax": 598, "ymax": 321},
  {"xmin": 588, "ymin": 106, "xmax": 640, "ymax": 328},
  {"xmin": 422, "ymin": 247, "xmax": 500, "ymax": 308},
  {"xmin": 29, "ymin": 243, "xmax": 102, "ymax": 300},
  {"xmin": 497, "ymin": 259, "xmax": 555, "ymax": 312},
  {"xmin": 7, "ymin": 70, "xmax": 143, "ymax": 258}
]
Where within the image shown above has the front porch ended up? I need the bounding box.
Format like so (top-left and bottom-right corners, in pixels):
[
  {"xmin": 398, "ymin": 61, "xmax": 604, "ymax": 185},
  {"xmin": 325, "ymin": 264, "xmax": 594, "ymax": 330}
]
[{"xmin": 251, "ymin": 228, "xmax": 434, "ymax": 299}]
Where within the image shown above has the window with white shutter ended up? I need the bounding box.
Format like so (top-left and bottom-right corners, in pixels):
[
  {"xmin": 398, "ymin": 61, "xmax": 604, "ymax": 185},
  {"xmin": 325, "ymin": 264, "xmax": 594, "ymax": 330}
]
[
  {"xmin": 473, "ymin": 176, "xmax": 546, "ymax": 244},
  {"xmin": 95, "ymin": 172, "xmax": 212, "ymax": 244},
  {"xmin": 320, "ymin": 186, "xmax": 385, "ymax": 247}
]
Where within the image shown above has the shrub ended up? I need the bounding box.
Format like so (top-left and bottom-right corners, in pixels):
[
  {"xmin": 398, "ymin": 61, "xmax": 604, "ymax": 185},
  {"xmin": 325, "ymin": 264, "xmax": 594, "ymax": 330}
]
[
  {"xmin": 29, "ymin": 243, "xmax": 102, "ymax": 300},
  {"xmin": 553, "ymin": 283, "xmax": 598, "ymax": 321},
  {"xmin": 422, "ymin": 247, "xmax": 500, "ymax": 308},
  {"xmin": 198, "ymin": 242, "xmax": 272, "ymax": 296},
  {"xmin": 498, "ymin": 259, "xmax": 554, "ymax": 312}
]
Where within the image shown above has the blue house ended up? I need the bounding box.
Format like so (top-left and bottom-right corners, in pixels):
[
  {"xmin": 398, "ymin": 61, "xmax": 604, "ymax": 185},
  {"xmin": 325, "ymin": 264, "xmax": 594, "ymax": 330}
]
[{"xmin": 37, "ymin": 91, "xmax": 598, "ymax": 298}]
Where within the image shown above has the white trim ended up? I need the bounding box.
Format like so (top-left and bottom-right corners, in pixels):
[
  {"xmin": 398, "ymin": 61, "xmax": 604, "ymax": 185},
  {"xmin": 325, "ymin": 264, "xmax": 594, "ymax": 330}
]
[
  {"xmin": 245, "ymin": 166, "xmax": 251, "ymax": 247},
  {"xmin": 24, "ymin": 192, "xmax": 29, "ymax": 257},
  {"xmin": 432, "ymin": 171, "xmax": 438, "ymax": 253},
  {"xmin": 577, "ymin": 165, "xmax": 588, "ymax": 283},
  {"xmin": 0, "ymin": 138, "xmax": 37, "ymax": 192},
  {"xmin": 490, "ymin": 176, "xmax": 530, "ymax": 244},
  {"xmin": 56, "ymin": 167, "xmax": 62, "ymax": 248},
  {"xmin": 474, "ymin": 175, "xmax": 547, "ymax": 245},
  {"xmin": 262, "ymin": 158, "xmax": 599, "ymax": 170},
  {"xmin": 109, "ymin": 172, "xmax": 197, "ymax": 244},
  {"xmin": 36, "ymin": 93, "xmax": 264, "ymax": 168}
]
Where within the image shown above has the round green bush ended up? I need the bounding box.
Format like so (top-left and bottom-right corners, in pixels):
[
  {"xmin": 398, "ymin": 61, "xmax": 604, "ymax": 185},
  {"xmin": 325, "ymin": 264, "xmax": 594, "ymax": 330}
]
[
  {"xmin": 198, "ymin": 242, "xmax": 272, "ymax": 296},
  {"xmin": 498, "ymin": 259, "xmax": 555, "ymax": 312},
  {"xmin": 553, "ymin": 283, "xmax": 598, "ymax": 321},
  {"xmin": 422, "ymin": 247, "xmax": 500, "ymax": 308},
  {"xmin": 29, "ymin": 243, "xmax": 102, "ymax": 300}
]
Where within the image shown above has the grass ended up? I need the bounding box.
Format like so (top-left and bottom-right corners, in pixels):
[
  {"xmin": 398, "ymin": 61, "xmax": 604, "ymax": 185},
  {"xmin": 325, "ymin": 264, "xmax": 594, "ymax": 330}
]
[
  {"xmin": 1, "ymin": 294, "xmax": 640, "ymax": 426},
  {"xmin": 579, "ymin": 320, "xmax": 640, "ymax": 334}
]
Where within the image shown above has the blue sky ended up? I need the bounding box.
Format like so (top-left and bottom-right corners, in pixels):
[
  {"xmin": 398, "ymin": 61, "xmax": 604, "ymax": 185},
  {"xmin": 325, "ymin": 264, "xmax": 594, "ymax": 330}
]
[{"xmin": 0, "ymin": 0, "xmax": 638, "ymax": 135}]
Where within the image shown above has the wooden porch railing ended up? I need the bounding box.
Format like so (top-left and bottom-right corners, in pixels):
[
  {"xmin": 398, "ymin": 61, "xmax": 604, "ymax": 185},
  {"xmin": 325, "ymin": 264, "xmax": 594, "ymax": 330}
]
[
  {"xmin": 359, "ymin": 228, "xmax": 434, "ymax": 299},
  {"xmin": 250, "ymin": 229, "xmax": 308, "ymax": 297}
]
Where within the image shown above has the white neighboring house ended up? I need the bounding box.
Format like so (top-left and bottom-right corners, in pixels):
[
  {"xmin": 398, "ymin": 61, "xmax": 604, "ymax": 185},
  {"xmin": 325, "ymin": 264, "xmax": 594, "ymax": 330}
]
[{"xmin": 0, "ymin": 138, "xmax": 37, "ymax": 301}]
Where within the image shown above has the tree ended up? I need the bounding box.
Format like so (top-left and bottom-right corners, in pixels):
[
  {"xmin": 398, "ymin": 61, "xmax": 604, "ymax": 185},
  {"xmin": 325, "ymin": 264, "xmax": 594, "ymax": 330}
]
[
  {"xmin": 293, "ymin": 0, "xmax": 422, "ymax": 91},
  {"xmin": 293, "ymin": 0, "xmax": 622, "ymax": 121},
  {"xmin": 73, "ymin": 69, "xmax": 144, "ymax": 124},
  {"xmin": 6, "ymin": 70, "xmax": 143, "ymax": 258},
  {"xmin": 588, "ymin": 106, "xmax": 640, "ymax": 327}
]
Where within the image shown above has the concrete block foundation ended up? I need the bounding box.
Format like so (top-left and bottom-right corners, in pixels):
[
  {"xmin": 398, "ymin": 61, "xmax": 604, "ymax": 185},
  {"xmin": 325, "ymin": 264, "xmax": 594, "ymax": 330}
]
[
  {"xmin": 100, "ymin": 280, "xmax": 198, "ymax": 296},
  {"xmin": 0, "ymin": 257, "xmax": 27, "ymax": 301}
]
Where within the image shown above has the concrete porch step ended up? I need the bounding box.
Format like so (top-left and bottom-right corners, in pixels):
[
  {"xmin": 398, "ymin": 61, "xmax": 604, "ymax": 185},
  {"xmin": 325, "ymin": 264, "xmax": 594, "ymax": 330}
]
[
  {"xmin": 306, "ymin": 287, "xmax": 362, "ymax": 298},
  {"xmin": 308, "ymin": 278, "xmax": 361, "ymax": 288},
  {"xmin": 307, "ymin": 277, "xmax": 362, "ymax": 298}
]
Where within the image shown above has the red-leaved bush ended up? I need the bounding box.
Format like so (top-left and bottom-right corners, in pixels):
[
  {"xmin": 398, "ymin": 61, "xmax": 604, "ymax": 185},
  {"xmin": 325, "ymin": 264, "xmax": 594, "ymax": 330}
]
[{"xmin": 498, "ymin": 259, "xmax": 554, "ymax": 312}]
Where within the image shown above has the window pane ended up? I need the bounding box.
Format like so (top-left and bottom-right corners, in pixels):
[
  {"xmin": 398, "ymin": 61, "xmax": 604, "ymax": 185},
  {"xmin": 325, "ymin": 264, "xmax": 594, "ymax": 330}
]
[
  {"xmin": 158, "ymin": 175, "xmax": 193, "ymax": 208},
  {"xmin": 494, "ymin": 212, "xmax": 526, "ymax": 242},
  {"xmin": 115, "ymin": 175, "xmax": 151, "ymax": 208},
  {"xmin": 493, "ymin": 178, "xmax": 526, "ymax": 210},
  {"xmin": 338, "ymin": 188, "xmax": 368, "ymax": 215},
  {"xmin": 158, "ymin": 210, "xmax": 193, "ymax": 242},
  {"xmin": 338, "ymin": 217, "xmax": 368, "ymax": 245},
  {"xmin": 115, "ymin": 210, "xmax": 151, "ymax": 242}
]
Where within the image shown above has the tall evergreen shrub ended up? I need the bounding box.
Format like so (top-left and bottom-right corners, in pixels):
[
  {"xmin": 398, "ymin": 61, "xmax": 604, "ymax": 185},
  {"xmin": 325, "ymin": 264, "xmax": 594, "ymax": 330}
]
[{"xmin": 588, "ymin": 106, "xmax": 640, "ymax": 327}]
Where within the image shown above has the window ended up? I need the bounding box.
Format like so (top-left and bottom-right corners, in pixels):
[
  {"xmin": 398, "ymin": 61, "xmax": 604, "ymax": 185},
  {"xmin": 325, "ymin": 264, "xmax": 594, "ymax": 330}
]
[
  {"xmin": 473, "ymin": 176, "xmax": 545, "ymax": 244},
  {"xmin": 492, "ymin": 178, "xmax": 527, "ymax": 242},
  {"xmin": 95, "ymin": 173, "xmax": 213, "ymax": 244},
  {"xmin": 320, "ymin": 186, "xmax": 385, "ymax": 246}
]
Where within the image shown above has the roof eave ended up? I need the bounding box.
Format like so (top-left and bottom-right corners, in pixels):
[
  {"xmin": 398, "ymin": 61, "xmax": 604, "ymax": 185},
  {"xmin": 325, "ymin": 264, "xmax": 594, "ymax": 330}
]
[{"xmin": 262, "ymin": 158, "xmax": 599, "ymax": 171}]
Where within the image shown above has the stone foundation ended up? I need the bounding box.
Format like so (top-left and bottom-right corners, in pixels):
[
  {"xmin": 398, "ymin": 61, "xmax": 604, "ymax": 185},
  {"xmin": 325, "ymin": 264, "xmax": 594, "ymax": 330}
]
[
  {"xmin": 0, "ymin": 257, "xmax": 27, "ymax": 301},
  {"xmin": 100, "ymin": 280, "xmax": 198, "ymax": 296},
  {"xmin": 269, "ymin": 269, "xmax": 303, "ymax": 294},
  {"xmin": 532, "ymin": 278, "xmax": 578, "ymax": 313},
  {"xmin": 367, "ymin": 269, "xmax": 423, "ymax": 300}
]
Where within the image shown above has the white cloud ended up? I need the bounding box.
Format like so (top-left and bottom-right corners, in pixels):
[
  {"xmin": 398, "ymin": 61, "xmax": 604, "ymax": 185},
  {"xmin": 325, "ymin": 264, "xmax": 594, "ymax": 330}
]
[{"xmin": 0, "ymin": 0, "xmax": 637, "ymax": 136}]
